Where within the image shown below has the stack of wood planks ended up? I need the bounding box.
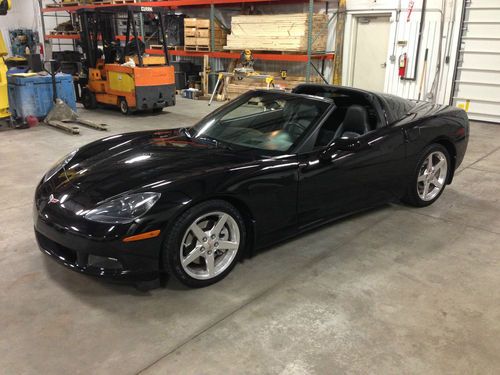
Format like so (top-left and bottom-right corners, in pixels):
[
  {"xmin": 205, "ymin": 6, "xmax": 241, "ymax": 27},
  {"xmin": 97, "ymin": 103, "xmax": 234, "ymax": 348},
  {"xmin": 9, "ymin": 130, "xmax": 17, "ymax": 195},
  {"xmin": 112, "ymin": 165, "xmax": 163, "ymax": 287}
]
[
  {"xmin": 184, "ymin": 18, "xmax": 227, "ymax": 52},
  {"xmin": 223, "ymin": 73, "xmax": 323, "ymax": 101},
  {"xmin": 224, "ymin": 13, "xmax": 328, "ymax": 52}
]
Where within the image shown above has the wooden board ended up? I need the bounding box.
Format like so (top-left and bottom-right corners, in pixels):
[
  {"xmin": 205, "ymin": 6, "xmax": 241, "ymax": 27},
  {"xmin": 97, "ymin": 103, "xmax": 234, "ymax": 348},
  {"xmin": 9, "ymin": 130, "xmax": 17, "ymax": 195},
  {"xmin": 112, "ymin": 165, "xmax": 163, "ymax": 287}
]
[
  {"xmin": 196, "ymin": 19, "xmax": 210, "ymax": 28},
  {"xmin": 196, "ymin": 29, "xmax": 225, "ymax": 38},
  {"xmin": 196, "ymin": 37, "xmax": 226, "ymax": 46},
  {"xmin": 184, "ymin": 18, "xmax": 198, "ymax": 27},
  {"xmin": 223, "ymin": 71, "xmax": 322, "ymax": 100},
  {"xmin": 225, "ymin": 13, "xmax": 328, "ymax": 52}
]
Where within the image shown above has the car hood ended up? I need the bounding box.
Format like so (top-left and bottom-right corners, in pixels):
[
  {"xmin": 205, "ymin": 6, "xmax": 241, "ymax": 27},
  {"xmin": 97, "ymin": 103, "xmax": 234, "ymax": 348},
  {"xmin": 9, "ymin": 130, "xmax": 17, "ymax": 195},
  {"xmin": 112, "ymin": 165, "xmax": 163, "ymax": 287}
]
[{"xmin": 48, "ymin": 130, "xmax": 257, "ymax": 205}]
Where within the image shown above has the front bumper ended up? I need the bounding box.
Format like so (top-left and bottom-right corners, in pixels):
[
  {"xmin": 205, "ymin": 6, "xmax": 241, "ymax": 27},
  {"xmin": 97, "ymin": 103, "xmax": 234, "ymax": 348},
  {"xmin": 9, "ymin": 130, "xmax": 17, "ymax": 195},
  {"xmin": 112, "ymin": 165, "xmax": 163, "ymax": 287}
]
[{"xmin": 34, "ymin": 214, "xmax": 162, "ymax": 282}]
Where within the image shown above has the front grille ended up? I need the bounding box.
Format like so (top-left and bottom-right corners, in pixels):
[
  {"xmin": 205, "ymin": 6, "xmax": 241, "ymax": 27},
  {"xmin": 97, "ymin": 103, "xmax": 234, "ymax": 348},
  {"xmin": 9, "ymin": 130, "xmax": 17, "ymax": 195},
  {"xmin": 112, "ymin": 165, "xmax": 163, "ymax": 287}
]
[
  {"xmin": 35, "ymin": 230, "xmax": 124, "ymax": 272},
  {"xmin": 35, "ymin": 231, "xmax": 77, "ymax": 264}
]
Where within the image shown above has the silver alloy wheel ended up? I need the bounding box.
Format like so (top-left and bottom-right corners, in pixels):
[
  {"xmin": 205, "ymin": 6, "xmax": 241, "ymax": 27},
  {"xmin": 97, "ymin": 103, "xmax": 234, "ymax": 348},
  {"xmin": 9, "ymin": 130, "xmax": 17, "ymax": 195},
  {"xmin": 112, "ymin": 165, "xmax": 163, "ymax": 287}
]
[
  {"xmin": 180, "ymin": 211, "xmax": 240, "ymax": 280},
  {"xmin": 417, "ymin": 150, "xmax": 448, "ymax": 201}
]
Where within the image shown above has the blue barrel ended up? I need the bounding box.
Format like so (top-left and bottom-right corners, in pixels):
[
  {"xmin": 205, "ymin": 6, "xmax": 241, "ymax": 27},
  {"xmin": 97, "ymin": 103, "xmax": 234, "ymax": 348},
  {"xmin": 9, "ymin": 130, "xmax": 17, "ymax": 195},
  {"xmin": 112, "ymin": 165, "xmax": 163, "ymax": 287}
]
[{"xmin": 7, "ymin": 73, "xmax": 77, "ymax": 120}]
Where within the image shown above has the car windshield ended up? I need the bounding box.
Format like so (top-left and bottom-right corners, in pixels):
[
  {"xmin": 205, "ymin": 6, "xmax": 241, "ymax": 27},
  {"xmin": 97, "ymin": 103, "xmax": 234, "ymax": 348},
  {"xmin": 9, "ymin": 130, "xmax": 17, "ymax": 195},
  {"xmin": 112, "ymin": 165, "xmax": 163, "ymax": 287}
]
[{"xmin": 189, "ymin": 91, "xmax": 330, "ymax": 152}]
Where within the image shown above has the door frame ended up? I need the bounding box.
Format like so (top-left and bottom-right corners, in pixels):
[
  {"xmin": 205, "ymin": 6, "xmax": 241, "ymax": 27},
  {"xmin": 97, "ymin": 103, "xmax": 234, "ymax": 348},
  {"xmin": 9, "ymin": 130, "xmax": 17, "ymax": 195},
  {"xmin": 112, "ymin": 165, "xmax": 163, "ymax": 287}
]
[{"xmin": 343, "ymin": 11, "xmax": 395, "ymax": 91}]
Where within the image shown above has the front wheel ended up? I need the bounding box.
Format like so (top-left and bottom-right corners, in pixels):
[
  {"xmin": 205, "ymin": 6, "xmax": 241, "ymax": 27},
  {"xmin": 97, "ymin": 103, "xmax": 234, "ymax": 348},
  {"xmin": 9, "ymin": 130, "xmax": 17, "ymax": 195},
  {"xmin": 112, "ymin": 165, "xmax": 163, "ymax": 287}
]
[
  {"xmin": 402, "ymin": 144, "xmax": 450, "ymax": 207},
  {"xmin": 163, "ymin": 200, "xmax": 246, "ymax": 288},
  {"xmin": 119, "ymin": 98, "xmax": 131, "ymax": 115}
]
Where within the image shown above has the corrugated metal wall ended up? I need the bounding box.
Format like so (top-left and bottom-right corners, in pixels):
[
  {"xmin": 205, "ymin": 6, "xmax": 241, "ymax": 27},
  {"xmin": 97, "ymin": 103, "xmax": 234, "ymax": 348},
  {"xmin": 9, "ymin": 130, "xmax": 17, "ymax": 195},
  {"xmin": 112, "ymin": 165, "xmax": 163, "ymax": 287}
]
[{"xmin": 451, "ymin": 0, "xmax": 500, "ymax": 123}]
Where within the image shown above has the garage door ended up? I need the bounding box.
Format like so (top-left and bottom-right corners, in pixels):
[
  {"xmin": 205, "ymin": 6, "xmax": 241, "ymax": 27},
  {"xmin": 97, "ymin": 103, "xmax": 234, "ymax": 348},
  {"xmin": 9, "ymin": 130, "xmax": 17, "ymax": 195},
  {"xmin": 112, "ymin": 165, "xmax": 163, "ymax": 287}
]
[{"xmin": 452, "ymin": 0, "xmax": 500, "ymax": 123}]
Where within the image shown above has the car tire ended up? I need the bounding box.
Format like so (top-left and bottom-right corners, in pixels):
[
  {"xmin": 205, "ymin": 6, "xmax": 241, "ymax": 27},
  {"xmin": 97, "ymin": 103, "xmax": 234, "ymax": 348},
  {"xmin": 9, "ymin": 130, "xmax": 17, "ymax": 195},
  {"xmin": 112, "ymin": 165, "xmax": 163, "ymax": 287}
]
[
  {"xmin": 119, "ymin": 98, "xmax": 131, "ymax": 115},
  {"xmin": 402, "ymin": 143, "xmax": 451, "ymax": 207},
  {"xmin": 82, "ymin": 88, "xmax": 97, "ymax": 109},
  {"xmin": 163, "ymin": 200, "xmax": 246, "ymax": 288}
]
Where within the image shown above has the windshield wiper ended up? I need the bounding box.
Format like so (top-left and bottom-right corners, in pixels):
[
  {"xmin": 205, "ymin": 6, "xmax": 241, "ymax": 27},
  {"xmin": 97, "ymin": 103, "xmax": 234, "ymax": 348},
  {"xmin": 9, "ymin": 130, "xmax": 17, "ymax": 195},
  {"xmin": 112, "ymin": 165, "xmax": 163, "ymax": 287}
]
[{"xmin": 196, "ymin": 135, "xmax": 234, "ymax": 151}]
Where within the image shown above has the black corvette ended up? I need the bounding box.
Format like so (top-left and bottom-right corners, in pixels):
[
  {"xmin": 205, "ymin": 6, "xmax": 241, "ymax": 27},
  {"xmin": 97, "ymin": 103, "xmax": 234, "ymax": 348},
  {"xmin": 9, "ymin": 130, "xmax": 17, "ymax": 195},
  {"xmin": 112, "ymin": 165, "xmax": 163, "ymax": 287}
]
[{"xmin": 34, "ymin": 84, "xmax": 469, "ymax": 287}]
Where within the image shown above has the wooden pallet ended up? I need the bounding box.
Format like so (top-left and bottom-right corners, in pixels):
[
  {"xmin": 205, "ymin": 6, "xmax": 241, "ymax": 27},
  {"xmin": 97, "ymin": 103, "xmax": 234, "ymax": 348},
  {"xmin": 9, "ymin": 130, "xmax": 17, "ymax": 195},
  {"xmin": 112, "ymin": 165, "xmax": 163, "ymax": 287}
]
[
  {"xmin": 184, "ymin": 45, "xmax": 211, "ymax": 52},
  {"xmin": 184, "ymin": 18, "xmax": 227, "ymax": 52}
]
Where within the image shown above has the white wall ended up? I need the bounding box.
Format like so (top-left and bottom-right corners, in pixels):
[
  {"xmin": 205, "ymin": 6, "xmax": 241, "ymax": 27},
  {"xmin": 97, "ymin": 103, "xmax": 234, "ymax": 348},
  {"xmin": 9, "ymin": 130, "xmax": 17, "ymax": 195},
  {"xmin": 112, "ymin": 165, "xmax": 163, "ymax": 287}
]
[
  {"xmin": 0, "ymin": 0, "xmax": 43, "ymax": 56},
  {"xmin": 343, "ymin": 0, "xmax": 464, "ymax": 105}
]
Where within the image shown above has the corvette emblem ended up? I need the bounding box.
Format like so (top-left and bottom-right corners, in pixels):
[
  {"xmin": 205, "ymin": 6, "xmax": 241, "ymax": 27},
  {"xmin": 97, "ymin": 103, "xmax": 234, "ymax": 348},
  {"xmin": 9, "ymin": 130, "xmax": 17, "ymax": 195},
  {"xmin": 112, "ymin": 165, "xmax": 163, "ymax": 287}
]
[{"xmin": 48, "ymin": 194, "xmax": 59, "ymax": 204}]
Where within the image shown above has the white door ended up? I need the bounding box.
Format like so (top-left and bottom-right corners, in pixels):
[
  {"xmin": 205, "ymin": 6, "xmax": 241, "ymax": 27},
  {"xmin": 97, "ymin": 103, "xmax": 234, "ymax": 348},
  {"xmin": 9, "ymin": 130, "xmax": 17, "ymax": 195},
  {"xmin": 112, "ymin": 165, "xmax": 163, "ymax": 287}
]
[
  {"xmin": 452, "ymin": 0, "xmax": 500, "ymax": 123},
  {"xmin": 351, "ymin": 16, "xmax": 391, "ymax": 92}
]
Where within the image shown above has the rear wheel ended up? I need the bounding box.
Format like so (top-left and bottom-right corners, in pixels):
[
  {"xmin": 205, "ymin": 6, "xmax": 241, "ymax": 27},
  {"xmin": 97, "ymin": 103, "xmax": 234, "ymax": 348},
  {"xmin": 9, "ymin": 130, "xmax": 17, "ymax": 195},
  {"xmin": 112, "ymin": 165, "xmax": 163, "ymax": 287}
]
[
  {"xmin": 163, "ymin": 200, "xmax": 246, "ymax": 288},
  {"xmin": 119, "ymin": 98, "xmax": 130, "ymax": 115},
  {"xmin": 403, "ymin": 144, "xmax": 450, "ymax": 207}
]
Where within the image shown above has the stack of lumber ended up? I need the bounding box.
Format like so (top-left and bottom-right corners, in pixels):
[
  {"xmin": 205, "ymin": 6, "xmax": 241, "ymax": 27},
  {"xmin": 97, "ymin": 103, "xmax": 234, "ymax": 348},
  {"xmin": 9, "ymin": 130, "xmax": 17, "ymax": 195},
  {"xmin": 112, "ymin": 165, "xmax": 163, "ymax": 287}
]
[
  {"xmin": 184, "ymin": 18, "xmax": 227, "ymax": 51},
  {"xmin": 224, "ymin": 73, "xmax": 322, "ymax": 100},
  {"xmin": 224, "ymin": 13, "xmax": 328, "ymax": 52}
]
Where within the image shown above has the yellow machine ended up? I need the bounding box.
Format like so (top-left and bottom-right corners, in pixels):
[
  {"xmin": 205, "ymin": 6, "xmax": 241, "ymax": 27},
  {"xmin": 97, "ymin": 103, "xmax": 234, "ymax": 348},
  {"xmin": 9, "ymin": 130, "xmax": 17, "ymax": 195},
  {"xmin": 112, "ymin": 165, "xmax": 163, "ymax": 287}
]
[
  {"xmin": 0, "ymin": 30, "xmax": 11, "ymax": 124},
  {"xmin": 0, "ymin": 0, "xmax": 12, "ymax": 124}
]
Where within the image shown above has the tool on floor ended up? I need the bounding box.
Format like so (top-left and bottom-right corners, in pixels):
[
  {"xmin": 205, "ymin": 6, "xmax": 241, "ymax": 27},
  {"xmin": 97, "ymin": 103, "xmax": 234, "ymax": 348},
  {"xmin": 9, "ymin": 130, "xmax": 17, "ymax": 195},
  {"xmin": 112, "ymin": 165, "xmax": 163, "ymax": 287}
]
[{"xmin": 44, "ymin": 60, "xmax": 107, "ymax": 135}]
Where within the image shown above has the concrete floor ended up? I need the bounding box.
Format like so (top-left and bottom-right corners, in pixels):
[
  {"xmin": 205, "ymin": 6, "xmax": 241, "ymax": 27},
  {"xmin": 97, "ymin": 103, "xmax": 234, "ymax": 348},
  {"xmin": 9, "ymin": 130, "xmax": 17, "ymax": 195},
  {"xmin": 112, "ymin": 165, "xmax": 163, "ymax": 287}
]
[{"xmin": 0, "ymin": 99, "xmax": 499, "ymax": 374}]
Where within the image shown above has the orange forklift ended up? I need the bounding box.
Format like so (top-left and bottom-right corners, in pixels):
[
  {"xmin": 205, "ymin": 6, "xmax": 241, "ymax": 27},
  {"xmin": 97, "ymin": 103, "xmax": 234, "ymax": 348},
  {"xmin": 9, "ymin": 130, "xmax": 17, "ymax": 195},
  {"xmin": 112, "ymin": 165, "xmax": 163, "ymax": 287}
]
[{"xmin": 77, "ymin": 6, "xmax": 175, "ymax": 114}]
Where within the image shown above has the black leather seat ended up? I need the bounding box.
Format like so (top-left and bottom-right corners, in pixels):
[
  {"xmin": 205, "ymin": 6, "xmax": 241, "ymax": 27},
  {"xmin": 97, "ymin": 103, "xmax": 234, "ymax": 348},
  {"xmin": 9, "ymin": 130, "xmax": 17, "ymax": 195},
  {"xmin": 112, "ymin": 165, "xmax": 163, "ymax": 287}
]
[{"xmin": 334, "ymin": 105, "xmax": 370, "ymax": 139}]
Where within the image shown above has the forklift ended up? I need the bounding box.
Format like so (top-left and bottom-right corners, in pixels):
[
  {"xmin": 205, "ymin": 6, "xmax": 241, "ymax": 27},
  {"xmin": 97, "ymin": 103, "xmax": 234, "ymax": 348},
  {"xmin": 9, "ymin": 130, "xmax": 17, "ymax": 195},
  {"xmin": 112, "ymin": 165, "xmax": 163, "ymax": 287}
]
[{"xmin": 77, "ymin": 6, "xmax": 175, "ymax": 114}]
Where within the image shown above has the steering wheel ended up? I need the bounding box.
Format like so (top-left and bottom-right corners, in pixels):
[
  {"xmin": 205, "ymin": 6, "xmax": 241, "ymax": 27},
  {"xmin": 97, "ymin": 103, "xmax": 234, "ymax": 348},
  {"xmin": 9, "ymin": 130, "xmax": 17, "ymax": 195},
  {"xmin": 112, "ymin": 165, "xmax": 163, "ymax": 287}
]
[{"xmin": 284, "ymin": 121, "xmax": 308, "ymax": 139}]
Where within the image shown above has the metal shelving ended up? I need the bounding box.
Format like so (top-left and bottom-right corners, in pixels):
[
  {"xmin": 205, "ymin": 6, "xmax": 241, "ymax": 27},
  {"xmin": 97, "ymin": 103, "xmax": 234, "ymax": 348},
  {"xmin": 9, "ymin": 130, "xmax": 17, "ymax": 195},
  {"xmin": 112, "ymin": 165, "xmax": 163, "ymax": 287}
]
[{"xmin": 40, "ymin": 0, "xmax": 335, "ymax": 81}]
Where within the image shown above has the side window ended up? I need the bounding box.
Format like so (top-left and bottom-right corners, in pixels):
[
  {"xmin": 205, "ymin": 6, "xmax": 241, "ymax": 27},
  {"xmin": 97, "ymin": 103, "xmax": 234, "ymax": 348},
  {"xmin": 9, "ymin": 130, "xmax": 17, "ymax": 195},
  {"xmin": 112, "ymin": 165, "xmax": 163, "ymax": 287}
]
[
  {"xmin": 314, "ymin": 103, "xmax": 377, "ymax": 147},
  {"xmin": 314, "ymin": 108, "xmax": 346, "ymax": 147}
]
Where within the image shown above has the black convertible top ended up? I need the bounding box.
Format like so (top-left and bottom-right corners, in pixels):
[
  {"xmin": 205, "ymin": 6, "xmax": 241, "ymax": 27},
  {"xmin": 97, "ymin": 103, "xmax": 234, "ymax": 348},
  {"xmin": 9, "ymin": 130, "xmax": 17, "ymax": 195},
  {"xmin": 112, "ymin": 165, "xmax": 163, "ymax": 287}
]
[{"xmin": 292, "ymin": 84, "xmax": 416, "ymax": 125}]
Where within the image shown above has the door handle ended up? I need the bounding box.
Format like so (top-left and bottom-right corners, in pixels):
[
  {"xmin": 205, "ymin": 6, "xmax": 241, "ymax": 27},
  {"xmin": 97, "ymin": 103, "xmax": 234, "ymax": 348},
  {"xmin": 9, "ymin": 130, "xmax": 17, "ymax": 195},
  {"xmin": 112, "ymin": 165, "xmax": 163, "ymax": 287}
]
[
  {"xmin": 299, "ymin": 162, "xmax": 309, "ymax": 169},
  {"xmin": 381, "ymin": 62, "xmax": 387, "ymax": 68}
]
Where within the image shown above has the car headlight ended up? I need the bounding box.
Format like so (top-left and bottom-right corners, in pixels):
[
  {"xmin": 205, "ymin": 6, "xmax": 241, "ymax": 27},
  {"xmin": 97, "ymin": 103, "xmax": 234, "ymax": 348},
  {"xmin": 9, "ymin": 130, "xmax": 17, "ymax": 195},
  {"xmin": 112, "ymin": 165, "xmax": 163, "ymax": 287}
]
[
  {"xmin": 84, "ymin": 192, "xmax": 161, "ymax": 224},
  {"xmin": 44, "ymin": 149, "xmax": 78, "ymax": 182}
]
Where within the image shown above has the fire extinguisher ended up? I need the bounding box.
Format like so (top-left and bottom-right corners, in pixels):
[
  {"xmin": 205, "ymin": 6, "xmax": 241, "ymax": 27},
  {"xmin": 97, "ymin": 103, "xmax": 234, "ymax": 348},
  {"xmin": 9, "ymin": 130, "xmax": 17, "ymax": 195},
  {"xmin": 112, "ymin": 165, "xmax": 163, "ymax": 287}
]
[{"xmin": 399, "ymin": 53, "xmax": 407, "ymax": 78}]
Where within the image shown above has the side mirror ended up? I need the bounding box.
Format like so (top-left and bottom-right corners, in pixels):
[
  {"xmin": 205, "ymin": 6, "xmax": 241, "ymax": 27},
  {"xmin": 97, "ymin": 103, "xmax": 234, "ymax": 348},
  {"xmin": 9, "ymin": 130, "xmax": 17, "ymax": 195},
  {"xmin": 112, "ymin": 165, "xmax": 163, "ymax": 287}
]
[
  {"xmin": 334, "ymin": 136, "xmax": 364, "ymax": 151},
  {"xmin": 319, "ymin": 135, "xmax": 367, "ymax": 161}
]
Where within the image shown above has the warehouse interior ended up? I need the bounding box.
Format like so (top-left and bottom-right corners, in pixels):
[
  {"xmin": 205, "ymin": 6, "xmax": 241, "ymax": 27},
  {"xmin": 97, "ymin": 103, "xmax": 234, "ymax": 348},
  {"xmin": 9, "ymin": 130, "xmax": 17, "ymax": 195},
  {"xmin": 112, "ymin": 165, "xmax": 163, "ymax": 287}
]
[{"xmin": 1, "ymin": 0, "xmax": 499, "ymax": 374}]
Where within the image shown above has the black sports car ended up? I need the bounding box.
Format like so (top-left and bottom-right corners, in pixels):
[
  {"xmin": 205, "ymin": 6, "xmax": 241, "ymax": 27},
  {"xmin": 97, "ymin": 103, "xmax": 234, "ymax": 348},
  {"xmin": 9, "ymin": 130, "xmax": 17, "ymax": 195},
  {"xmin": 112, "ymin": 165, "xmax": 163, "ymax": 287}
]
[{"xmin": 34, "ymin": 84, "xmax": 469, "ymax": 288}]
